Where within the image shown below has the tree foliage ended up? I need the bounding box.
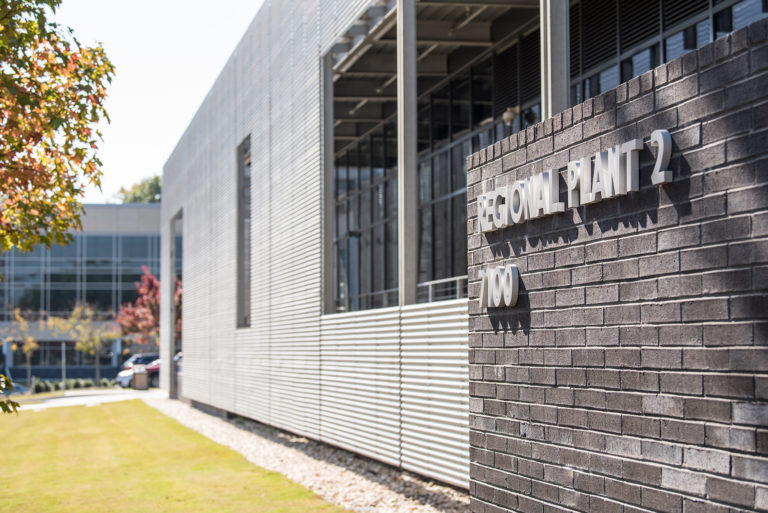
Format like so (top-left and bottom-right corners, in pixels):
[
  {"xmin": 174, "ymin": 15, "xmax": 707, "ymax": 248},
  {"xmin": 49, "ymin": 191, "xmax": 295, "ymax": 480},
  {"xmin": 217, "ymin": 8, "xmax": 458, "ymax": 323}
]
[
  {"xmin": 4, "ymin": 308, "xmax": 40, "ymax": 387},
  {"xmin": 0, "ymin": 374, "xmax": 19, "ymax": 414},
  {"xmin": 116, "ymin": 266, "xmax": 182, "ymax": 345},
  {"xmin": 0, "ymin": 0, "xmax": 114, "ymax": 253},
  {"xmin": 116, "ymin": 175, "xmax": 161, "ymax": 203},
  {"xmin": 48, "ymin": 303, "xmax": 119, "ymax": 383}
]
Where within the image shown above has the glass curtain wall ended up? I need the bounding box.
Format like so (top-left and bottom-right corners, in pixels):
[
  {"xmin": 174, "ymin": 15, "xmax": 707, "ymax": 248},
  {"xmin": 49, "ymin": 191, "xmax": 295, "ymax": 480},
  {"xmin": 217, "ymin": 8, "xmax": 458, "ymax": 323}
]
[
  {"xmin": 332, "ymin": 29, "xmax": 543, "ymax": 312},
  {"xmin": 0, "ymin": 234, "xmax": 160, "ymax": 321},
  {"xmin": 570, "ymin": 0, "xmax": 768, "ymax": 104},
  {"xmin": 334, "ymin": 122, "xmax": 398, "ymax": 312}
]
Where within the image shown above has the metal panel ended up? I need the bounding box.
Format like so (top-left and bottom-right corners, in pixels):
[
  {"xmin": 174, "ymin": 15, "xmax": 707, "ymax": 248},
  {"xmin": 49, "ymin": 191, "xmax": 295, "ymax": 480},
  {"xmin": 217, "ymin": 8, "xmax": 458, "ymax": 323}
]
[
  {"xmin": 160, "ymin": 0, "xmax": 470, "ymax": 492},
  {"xmin": 401, "ymin": 299, "xmax": 469, "ymax": 488},
  {"xmin": 320, "ymin": 307, "xmax": 402, "ymax": 466}
]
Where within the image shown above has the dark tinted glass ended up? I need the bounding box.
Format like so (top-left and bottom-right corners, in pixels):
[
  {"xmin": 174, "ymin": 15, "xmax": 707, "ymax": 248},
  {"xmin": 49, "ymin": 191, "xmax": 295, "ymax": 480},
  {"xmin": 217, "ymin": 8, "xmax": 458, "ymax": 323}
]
[
  {"xmin": 121, "ymin": 236, "xmax": 149, "ymax": 260},
  {"xmin": 87, "ymin": 236, "xmax": 113, "ymax": 260}
]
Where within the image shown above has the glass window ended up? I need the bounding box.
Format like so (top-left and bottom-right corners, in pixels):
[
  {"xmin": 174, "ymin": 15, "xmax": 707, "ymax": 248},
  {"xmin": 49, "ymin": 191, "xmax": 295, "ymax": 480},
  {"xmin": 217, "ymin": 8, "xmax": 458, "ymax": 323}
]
[
  {"xmin": 418, "ymin": 208, "xmax": 432, "ymax": 284},
  {"xmin": 120, "ymin": 236, "xmax": 149, "ymax": 260},
  {"xmin": 472, "ymin": 60, "xmax": 493, "ymax": 128},
  {"xmin": 451, "ymin": 73, "xmax": 470, "ymax": 138},
  {"xmin": 86, "ymin": 235, "xmax": 113, "ymax": 260},
  {"xmin": 734, "ymin": 0, "xmax": 768, "ymax": 29},
  {"xmin": 236, "ymin": 136, "xmax": 251, "ymax": 327},
  {"xmin": 50, "ymin": 289, "xmax": 78, "ymax": 313},
  {"xmin": 714, "ymin": 7, "xmax": 733, "ymax": 38},
  {"xmin": 85, "ymin": 289, "xmax": 112, "ymax": 312},
  {"xmin": 432, "ymin": 86, "xmax": 450, "ymax": 147},
  {"xmin": 418, "ymin": 160, "xmax": 432, "ymax": 203}
]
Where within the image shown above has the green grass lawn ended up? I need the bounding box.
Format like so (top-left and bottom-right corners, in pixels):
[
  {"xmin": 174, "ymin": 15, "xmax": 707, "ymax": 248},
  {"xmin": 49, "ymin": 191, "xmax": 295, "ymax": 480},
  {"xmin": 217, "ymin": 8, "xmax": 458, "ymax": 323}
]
[{"xmin": 0, "ymin": 400, "xmax": 347, "ymax": 513}]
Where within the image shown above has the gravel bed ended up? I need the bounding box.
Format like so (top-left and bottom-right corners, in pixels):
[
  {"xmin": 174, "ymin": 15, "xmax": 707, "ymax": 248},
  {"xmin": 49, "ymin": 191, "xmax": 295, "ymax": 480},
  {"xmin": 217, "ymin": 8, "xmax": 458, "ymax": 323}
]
[{"xmin": 144, "ymin": 397, "xmax": 469, "ymax": 513}]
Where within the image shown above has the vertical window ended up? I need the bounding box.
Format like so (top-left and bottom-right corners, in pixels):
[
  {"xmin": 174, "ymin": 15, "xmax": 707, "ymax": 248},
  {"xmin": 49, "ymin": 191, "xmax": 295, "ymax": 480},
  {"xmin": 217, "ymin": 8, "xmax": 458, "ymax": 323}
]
[
  {"xmin": 237, "ymin": 136, "xmax": 251, "ymax": 327},
  {"xmin": 333, "ymin": 123, "xmax": 398, "ymax": 312}
]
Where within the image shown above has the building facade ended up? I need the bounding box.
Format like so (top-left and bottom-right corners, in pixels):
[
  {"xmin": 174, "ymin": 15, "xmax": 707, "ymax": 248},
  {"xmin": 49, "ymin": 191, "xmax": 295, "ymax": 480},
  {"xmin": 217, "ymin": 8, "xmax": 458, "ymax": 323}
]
[
  {"xmin": 160, "ymin": 0, "xmax": 767, "ymax": 500},
  {"xmin": 1, "ymin": 204, "xmax": 161, "ymax": 380}
]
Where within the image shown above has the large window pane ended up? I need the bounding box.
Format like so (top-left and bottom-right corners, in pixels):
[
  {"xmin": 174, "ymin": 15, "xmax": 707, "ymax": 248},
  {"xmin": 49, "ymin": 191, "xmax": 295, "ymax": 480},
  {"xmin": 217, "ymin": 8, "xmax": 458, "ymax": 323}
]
[
  {"xmin": 451, "ymin": 73, "xmax": 470, "ymax": 138},
  {"xmin": 418, "ymin": 208, "xmax": 433, "ymax": 283},
  {"xmin": 433, "ymin": 200, "xmax": 451, "ymax": 280},
  {"xmin": 386, "ymin": 220, "xmax": 398, "ymax": 292},
  {"xmin": 120, "ymin": 236, "xmax": 149, "ymax": 260}
]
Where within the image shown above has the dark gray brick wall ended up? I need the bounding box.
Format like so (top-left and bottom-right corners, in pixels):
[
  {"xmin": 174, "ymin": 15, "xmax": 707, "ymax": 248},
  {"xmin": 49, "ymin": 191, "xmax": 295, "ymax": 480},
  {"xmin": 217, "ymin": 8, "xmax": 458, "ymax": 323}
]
[{"xmin": 467, "ymin": 20, "xmax": 768, "ymax": 513}]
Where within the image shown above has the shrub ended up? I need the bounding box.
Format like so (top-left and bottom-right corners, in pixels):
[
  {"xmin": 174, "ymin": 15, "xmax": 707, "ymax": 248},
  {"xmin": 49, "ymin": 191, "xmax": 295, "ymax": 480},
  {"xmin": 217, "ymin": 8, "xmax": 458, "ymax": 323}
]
[
  {"xmin": 33, "ymin": 379, "xmax": 45, "ymax": 394},
  {"xmin": 99, "ymin": 378, "xmax": 110, "ymax": 388},
  {"xmin": 73, "ymin": 379, "xmax": 82, "ymax": 389},
  {"xmin": 82, "ymin": 378, "xmax": 94, "ymax": 388},
  {"xmin": 43, "ymin": 381, "xmax": 54, "ymax": 393},
  {"xmin": 65, "ymin": 379, "xmax": 76, "ymax": 390}
]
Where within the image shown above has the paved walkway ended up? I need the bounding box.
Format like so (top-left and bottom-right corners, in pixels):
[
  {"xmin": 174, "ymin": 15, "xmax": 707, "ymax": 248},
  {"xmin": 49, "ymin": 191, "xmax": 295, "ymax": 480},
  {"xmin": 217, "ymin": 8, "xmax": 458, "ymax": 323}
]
[{"xmin": 20, "ymin": 388, "xmax": 167, "ymax": 411}]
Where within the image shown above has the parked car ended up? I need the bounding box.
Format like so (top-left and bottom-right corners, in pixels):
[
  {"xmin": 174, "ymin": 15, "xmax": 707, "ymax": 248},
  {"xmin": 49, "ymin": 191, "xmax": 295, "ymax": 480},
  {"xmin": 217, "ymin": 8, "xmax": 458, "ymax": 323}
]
[
  {"xmin": 145, "ymin": 358, "xmax": 160, "ymax": 388},
  {"xmin": 117, "ymin": 353, "xmax": 159, "ymax": 387}
]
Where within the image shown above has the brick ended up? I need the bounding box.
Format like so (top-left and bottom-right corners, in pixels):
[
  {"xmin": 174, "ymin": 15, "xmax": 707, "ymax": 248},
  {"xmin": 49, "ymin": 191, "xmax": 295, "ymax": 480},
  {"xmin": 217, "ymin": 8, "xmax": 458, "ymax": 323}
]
[
  {"xmin": 620, "ymin": 371, "xmax": 659, "ymax": 392},
  {"xmin": 659, "ymin": 325, "xmax": 702, "ymax": 346},
  {"xmin": 680, "ymin": 245, "xmax": 727, "ymax": 271},
  {"xmin": 699, "ymin": 53, "xmax": 749, "ymax": 92},
  {"xmin": 643, "ymin": 394, "xmax": 683, "ymax": 416},
  {"xmin": 662, "ymin": 419, "xmax": 705, "ymax": 444},
  {"xmin": 604, "ymin": 259, "xmax": 639, "ymax": 280},
  {"xmin": 622, "ymin": 415, "xmax": 660, "ymax": 438},
  {"xmin": 658, "ymin": 225, "xmax": 700, "ymax": 251},
  {"xmin": 554, "ymin": 123, "xmax": 582, "ymax": 152},
  {"xmin": 606, "ymin": 478, "xmax": 642, "ymax": 505},
  {"xmin": 642, "ymin": 488, "xmax": 682, "ymax": 513},
  {"xmin": 706, "ymin": 424, "xmax": 755, "ymax": 452},
  {"xmin": 660, "ymin": 372, "xmax": 702, "ymax": 395},
  {"xmin": 585, "ymin": 240, "xmax": 618, "ymax": 262},
  {"xmin": 701, "ymin": 216, "xmax": 751, "ymax": 243},
  {"xmin": 638, "ymin": 252, "xmax": 679, "ymax": 277},
  {"xmin": 643, "ymin": 440, "xmax": 682, "ymax": 465},
  {"xmin": 641, "ymin": 303, "xmax": 682, "ymax": 324},
  {"xmin": 702, "ymin": 108, "xmax": 752, "ymax": 145},
  {"xmin": 684, "ymin": 398, "xmax": 731, "ymax": 423},
  {"xmin": 734, "ymin": 402, "xmax": 768, "ymax": 426},
  {"xmin": 657, "ymin": 75, "xmax": 698, "ymax": 109},
  {"xmin": 678, "ymin": 91, "xmax": 725, "ymax": 124},
  {"xmin": 732, "ymin": 294, "xmax": 768, "ymax": 319},
  {"xmin": 624, "ymin": 460, "xmax": 662, "ymax": 487},
  {"xmin": 619, "ymin": 233, "xmax": 657, "ymax": 257},
  {"xmin": 730, "ymin": 240, "xmax": 768, "ymax": 266},
  {"xmin": 662, "ymin": 468, "xmax": 707, "ymax": 496},
  {"xmin": 658, "ymin": 275, "xmax": 702, "ymax": 298},
  {"xmin": 706, "ymin": 476, "xmax": 755, "ymax": 508},
  {"xmin": 704, "ymin": 374, "xmax": 754, "ymax": 399},
  {"xmin": 729, "ymin": 184, "xmax": 768, "ymax": 214},
  {"xmin": 617, "ymin": 93, "xmax": 654, "ymax": 125},
  {"xmin": 685, "ymin": 446, "xmax": 731, "ymax": 474},
  {"xmin": 620, "ymin": 326, "xmax": 658, "ymax": 346},
  {"xmin": 733, "ymin": 455, "xmax": 768, "ymax": 484},
  {"xmin": 704, "ymin": 324, "xmax": 753, "ymax": 346},
  {"xmin": 586, "ymin": 284, "xmax": 618, "ymax": 304},
  {"xmin": 726, "ymin": 74, "xmax": 768, "ymax": 109},
  {"xmin": 681, "ymin": 298, "xmax": 728, "ymax": 321}
]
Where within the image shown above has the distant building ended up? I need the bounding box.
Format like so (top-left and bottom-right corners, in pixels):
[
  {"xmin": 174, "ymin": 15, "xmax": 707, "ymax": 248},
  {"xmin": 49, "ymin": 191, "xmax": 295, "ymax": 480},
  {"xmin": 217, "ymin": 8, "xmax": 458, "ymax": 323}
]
[{"xmin": 1, "ymin": 204, "xmax": 161, "ymax": 380}]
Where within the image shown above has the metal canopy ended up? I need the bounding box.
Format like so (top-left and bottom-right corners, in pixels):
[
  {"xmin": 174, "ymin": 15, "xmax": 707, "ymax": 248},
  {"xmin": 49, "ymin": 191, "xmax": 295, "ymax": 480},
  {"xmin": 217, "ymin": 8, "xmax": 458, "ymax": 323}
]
[{"xmin": 331, "ymin": 0, "xmax": 539, "ymax": 155}]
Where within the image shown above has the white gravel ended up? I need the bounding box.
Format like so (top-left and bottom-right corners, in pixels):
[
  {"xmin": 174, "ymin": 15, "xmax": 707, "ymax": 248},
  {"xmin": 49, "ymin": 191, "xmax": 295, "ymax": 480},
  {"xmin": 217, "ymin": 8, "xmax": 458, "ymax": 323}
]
[{"xmin": 144, "ymin": 397, "xmax": 469, "ymax": 513}]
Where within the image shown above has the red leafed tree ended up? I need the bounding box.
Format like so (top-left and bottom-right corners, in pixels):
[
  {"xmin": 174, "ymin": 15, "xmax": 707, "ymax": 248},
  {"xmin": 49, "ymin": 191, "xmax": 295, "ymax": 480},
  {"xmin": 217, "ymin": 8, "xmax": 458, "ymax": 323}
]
[
  {"xmin": 116, "ymin": 266, "xmax": 159, "ymax": 344},
  {"xmin": 116, "ymin": 266, "xmax": 181, "ymax": 345}
]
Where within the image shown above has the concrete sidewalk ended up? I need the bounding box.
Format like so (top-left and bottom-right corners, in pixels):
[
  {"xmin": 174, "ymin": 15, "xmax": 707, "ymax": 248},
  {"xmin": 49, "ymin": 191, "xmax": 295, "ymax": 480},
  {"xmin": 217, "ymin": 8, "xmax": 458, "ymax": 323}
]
[{"xmin": 20, "ymin": 388, "xmax": 167, "ymax": 411}]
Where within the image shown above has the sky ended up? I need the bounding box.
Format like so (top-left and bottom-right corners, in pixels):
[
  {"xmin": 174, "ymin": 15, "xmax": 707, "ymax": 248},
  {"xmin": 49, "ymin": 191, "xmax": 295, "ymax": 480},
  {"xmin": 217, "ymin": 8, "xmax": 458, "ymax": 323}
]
[{"xmin": 54, "ymin": 0, "xmax": 267, "ymax": 203}]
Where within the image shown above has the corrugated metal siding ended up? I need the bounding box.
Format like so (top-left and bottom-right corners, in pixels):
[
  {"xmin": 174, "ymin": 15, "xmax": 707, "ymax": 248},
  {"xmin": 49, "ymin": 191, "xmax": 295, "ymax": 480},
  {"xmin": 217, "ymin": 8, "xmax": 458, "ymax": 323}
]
[
  {"xmin": 161, "ymin": 0, "xmax": 470, "ymax": 490},
  {"xmin": 401, "ymin": 300, "xmax": 469, "ymax": 488},
  {"xmin": 320, "ymin": 307, "xmax": 402, "ymax": 466}
]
